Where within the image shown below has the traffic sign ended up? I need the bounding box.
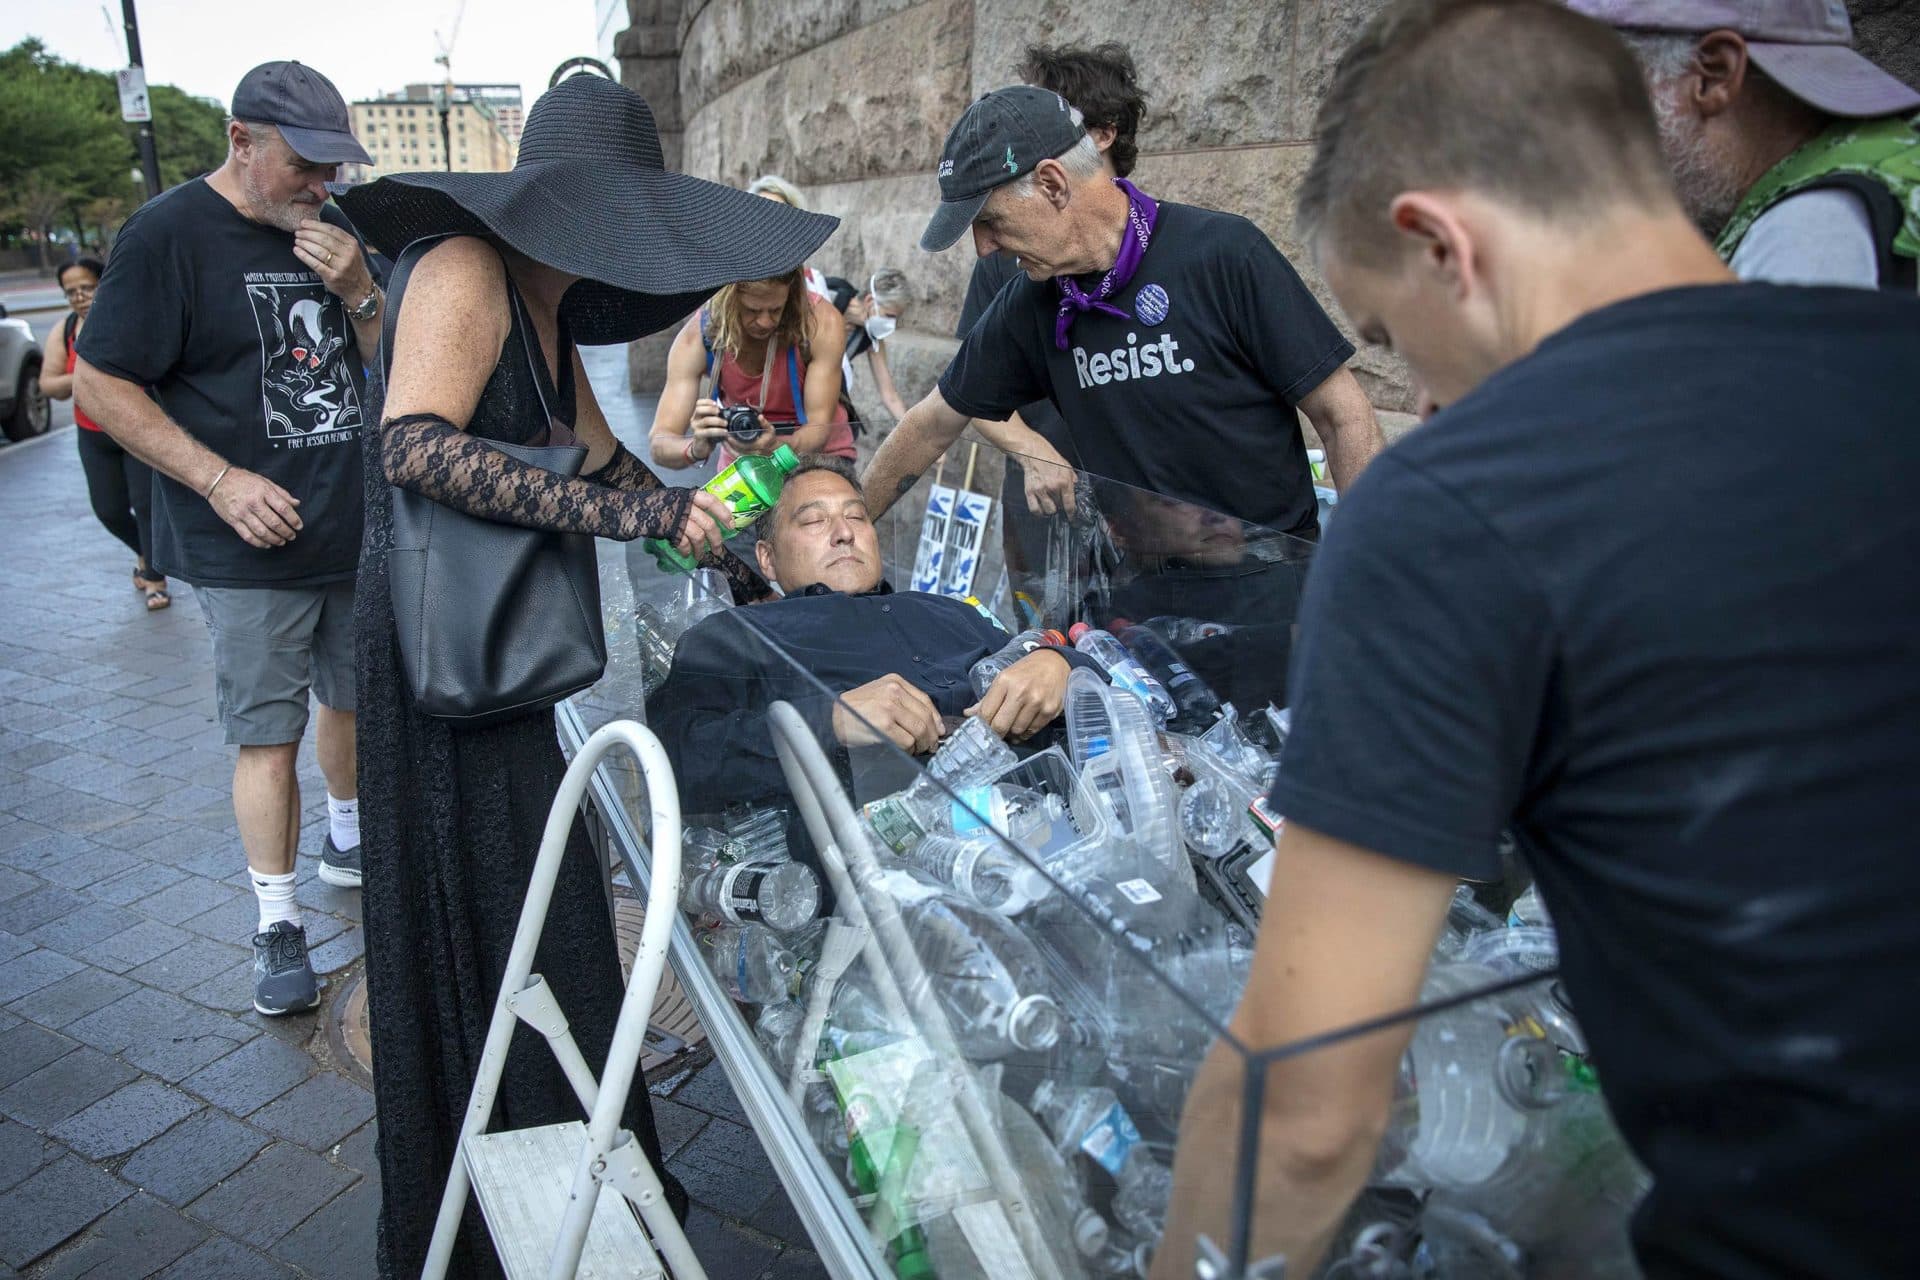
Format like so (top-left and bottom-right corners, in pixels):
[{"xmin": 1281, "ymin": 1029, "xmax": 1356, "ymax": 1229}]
[{"xmin": 116, "ymin": 67, "xmax": 151, "ymax": 123}]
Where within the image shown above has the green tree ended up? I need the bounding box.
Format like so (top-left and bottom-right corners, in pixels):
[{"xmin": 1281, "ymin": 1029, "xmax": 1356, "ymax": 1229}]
[
  {"xmin": 147, "ymin": 83, "xmax": 229, "ymax": 188},
  {"xmin": 0, "ymin": 39, "xmax": 224, "ymax": 263}
]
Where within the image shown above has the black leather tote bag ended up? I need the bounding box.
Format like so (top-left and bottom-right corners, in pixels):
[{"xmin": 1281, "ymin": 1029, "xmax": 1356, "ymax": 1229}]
[{"xmin": 382, "ymin": 239, "xmax": 606, "ymax": 728}]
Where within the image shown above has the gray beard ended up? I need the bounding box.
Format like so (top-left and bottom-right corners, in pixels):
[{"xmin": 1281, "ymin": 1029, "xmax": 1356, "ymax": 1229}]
[
  {"xmin": 1650, "ymin": 93, "xmax": 1746, "ymax": 239},
  {"xmin": 239, "ymin": 169, "xmax": 311, "ymax": 234}
]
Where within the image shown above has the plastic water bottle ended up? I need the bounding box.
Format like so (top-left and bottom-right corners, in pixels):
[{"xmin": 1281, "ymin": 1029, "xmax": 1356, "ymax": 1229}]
[
  {"xmin": 1068, "ymin": 623, "xmax": 1177, "ymax": 726},
  {"xmin": 644, "ymin": 444, "xmax": 800, "ymax": 572},
  {"xmin": 903, "ymin": 898, "xmax": 1065, "ymax": 1059},
  {"xmin": 723, "ymin": 801, "xmax": 789, "ymax": 864},
  {"xmin": 965, "ymin": 628, "xmax": 1054, "ymax": 699},
  {"xmin": 925, "ymin": 715, "xmax": 1019, "ymax": 785},
  {"xmin": 1114, "ymin": 620, "xmax": 1221, "ymax": 729},
  {"xmin": 863, "ymin": 778, "xmax": 1062, "ymax": 859},
  {"xmin": 1508, "ymin": 884, "xmax": 1553, "ymax": 931},
  {"xmin": 1377, "ymin": 962, "xmax": 1582, "ymax": 1193},
  {"xmin": 699, "ymin": 923, "xmax": 796, "ymax": 1004},
  {"xmin": 682, "ymin": 858, "xmax": 820, "ymax": 934},
  {"xmin": 1029, "ymin": 1079, "xmax": 1173, "ymax": 1239},
  {"xmin": 922, "ymin": 1085, "xmax": 1111, "ymax": 1276},
  {"xmin": 901, "ymin": 831, "xmax": 1051, "ymax": 915},
  {"xmin": 755, "ymin": 1000, "xmax": 807, "ymax": 1068}
]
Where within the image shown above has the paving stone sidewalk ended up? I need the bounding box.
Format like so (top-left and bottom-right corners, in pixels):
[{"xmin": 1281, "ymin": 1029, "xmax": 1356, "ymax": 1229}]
[{"xmin": 0, "ymin": 345, "xmax": 826, "ymax": 1279}]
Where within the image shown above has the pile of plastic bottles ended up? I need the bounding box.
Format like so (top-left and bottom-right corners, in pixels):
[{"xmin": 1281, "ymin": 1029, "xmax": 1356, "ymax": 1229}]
[{"xmin": 679, "ymin": 618, "xmax": 1647, "ymax": 1279}]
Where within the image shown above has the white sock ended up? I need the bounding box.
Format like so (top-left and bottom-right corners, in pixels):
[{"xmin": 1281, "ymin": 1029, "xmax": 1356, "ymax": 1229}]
[
  {"xmin": 251, "ymin": 869, "xmax": 301, "ymax": 934},
  {"xmin": 327, "ymin": 793, "xmax": 360, "ymax": 851}
]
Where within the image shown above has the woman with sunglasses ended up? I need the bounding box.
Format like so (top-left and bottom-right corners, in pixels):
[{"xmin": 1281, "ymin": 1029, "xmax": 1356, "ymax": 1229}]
[{"xmin": 40, "ymin": 257, "xmax": 169, "ymax": 610}]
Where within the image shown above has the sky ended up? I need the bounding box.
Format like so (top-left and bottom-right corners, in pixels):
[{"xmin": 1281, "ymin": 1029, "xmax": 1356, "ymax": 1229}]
[{"xmin": 5, "ymin": 0, "xmax": 607, "ymax": 115}]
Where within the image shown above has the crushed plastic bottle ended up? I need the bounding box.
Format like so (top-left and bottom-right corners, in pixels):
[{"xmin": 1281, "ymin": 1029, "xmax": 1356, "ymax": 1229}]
[
  {"xmin": 724, "ymin": 801, "xmax": 790, "ymax": 864},
  {"xmin": 864, "ymin": 776, "xmax": 1063, "ymax": 860},
  {"xmin": 699, "ymin": 923, "xmax": 797, "ymax": 1004},
  {"xmin": 755, "ymin": 1000, "xmax": 807, "ymax": 1068},
  {"xmin": 1377, "ymin": 962, "xmax": 1606, "ymax": 1196},
  {"xmin": 900, "ymin": 831, "xmax": 1050, "ymax": 916},
  {"xmin": 966, "ymin": 629, "xmax": 1057, "ymax": 700},
  {"xmin": 1508, "ymin": 884, "xmax": 1552, "ymax": 931},
  {"xmin": 1030, "ymin": 1079, "xmax": 1173, "ymax": 1240},
  {"xmin": 903, "ymin": 898, "xmax": 1065, "ymax": 1059},
  {"xmin": 682, "ymin": 858, "xmax": 820, "ymax": 934},
  {"xmin": 926, "ymin": 715, "xmax": 1020, "ymax": 786},
  {"xmin": 1068, "ymin": 623, "xmax": 1177, "ymax": 727}
]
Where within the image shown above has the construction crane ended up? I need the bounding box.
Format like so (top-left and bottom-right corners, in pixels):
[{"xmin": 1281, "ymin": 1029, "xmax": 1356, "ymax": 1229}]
[{"xmin": 432, "ymin": 0, "xmax": 467, "ymax": 171}]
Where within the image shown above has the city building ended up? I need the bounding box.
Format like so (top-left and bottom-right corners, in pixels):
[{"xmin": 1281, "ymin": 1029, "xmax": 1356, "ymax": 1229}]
[{"xmin": 342, "ymin": 83, "xmax": 523, "ymax": 184}]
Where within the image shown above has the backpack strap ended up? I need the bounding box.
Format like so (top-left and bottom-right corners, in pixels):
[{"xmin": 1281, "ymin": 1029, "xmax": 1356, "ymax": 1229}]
[
  {"xmin": 787, "ymin": 346, "xmax": 807, "ymax": 425},
  {"xmin": 1800, "ymin": 172, "xmax": 1918, "ymax": 292}
]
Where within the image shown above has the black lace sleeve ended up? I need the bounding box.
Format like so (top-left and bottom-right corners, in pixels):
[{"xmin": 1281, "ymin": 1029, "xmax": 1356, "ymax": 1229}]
[
  {"xmin": 380, "ymin": 414, "xmax": 694, "ymax": 542},
  {"xmin": 589, "ymin": 441, "xmax": 776, "ymax": 604}
]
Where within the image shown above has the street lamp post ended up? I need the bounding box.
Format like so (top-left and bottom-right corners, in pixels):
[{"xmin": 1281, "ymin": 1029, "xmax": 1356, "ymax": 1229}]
[{"xmin": 120, "ymin": 0, "xmax": 163, "ymax": 200}]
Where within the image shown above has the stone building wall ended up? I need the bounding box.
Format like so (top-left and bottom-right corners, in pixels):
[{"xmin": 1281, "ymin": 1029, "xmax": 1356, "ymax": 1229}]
[{"xmin": 622, "ymin": 0, "xmax": 1918, "ymax": 441}]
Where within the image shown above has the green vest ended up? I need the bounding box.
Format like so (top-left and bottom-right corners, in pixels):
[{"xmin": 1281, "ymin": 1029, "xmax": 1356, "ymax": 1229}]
[{"xmin": 1714, "ymin": 114, "xmax": 1920, "ymax": 279}]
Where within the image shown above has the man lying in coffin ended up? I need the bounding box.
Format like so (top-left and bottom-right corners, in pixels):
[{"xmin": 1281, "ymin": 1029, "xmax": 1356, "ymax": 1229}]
[{"xmin": 647, "ymin": 455, "xmax": 1101, "ymax": 817}]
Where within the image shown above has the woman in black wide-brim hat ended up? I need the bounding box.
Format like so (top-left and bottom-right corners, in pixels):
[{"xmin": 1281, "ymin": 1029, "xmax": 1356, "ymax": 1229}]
[{"xmin": 337, "ymin": 74, "xmax": 837, "ymax": 1280}]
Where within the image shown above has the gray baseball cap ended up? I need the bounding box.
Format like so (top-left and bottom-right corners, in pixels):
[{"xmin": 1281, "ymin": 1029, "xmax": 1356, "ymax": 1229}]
[
  {"xmin": 920, "ymin": 86, "xmax": 1087, "ymax": 252},
  {"xmin": 1570, "ymin": 0, "xmax": 1920, "ymax": 118},
  {"xmin": 230, "ymin": 61, "xmax": 372, "ymax": 166}
]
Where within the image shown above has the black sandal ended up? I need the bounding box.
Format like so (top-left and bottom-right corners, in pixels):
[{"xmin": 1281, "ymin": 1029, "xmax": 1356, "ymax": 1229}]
[{"xmin": 133, "ymin": 566, "xmax": 171, "ymax": 612}]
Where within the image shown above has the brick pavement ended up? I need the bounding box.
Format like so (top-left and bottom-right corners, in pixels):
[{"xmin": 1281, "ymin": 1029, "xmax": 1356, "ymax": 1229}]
[{"xmin": 0, "ymin": 342, "xmax": 828, "ymax": 1279}]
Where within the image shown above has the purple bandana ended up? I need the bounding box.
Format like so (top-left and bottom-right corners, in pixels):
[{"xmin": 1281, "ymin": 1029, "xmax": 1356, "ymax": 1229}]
[{"xmin": 1054, "ymin": 177, "xmax": 1159, "ymax": 350}]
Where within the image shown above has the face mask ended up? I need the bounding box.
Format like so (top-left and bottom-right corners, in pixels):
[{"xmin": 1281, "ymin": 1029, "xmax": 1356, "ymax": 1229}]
[{"xmin": 864, "ymin": 312, "xmax": 897, "ymax": 344}]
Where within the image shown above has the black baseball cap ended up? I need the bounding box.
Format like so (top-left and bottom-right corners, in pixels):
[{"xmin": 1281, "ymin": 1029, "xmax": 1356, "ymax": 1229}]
[
  {"xmin": 231, "ymin": 61, "xmax": 371, "ymax": 166},
  {"xmin": 920, "ymin": 86, "xmax": 1087, "ymax": 252}
]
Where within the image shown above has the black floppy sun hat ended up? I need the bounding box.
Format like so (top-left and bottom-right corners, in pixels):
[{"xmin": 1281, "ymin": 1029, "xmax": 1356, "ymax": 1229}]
[{"xmin": 336, "ymin": 75, "xmax": 839, "ymax": 345}]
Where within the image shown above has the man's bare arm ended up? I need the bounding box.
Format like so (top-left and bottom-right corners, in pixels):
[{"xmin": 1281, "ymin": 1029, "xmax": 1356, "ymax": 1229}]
[
  {"xmin": 860, "ymin": 386, "xmax": 971, "ymax": 521},
  {"xmin": 75, "ymin": 359, "xmax": 305, "ymax": 549},
  {"xmin": 1297, "ymin": 366, "xmax": 1385, "ymax": 492},
  {"xmin": 1152, "ymin": 823, "xmax": 1454, "ymax": 1279}
]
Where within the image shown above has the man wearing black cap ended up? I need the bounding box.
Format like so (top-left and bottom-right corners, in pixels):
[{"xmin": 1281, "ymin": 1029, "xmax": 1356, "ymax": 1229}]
[
  {"xmin": 76, "ymin": 61, "xmax": 379, "ymax": 1018},
  {"xmin": 862, "ymin": 86, "xmax": 1384, "ymax": 545}
]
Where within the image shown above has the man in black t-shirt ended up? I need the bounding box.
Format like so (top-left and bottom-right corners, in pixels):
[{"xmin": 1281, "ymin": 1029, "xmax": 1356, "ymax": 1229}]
[
  {"xmin": 77, "ymin": 61, "xmax": 381, "ymax": 1019},
  {"xmin": 1154, "ymin": 6, "xmax": 1920, "ymax": 1280},
  {"xmin": 863, "ymin": 86, "xmax": 1383, "ymax": 545}
]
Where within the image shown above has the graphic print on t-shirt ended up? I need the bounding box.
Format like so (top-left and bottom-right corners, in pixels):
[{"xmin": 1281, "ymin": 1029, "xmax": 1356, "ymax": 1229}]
[{"xmin": 244, "ymin": 273, "xmax": 362, "ymax": 444}]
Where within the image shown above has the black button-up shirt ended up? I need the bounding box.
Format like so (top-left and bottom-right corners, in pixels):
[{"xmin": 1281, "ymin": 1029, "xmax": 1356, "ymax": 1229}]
[{"xmin": 647, "ymin": 582, "xmax": 1094, "ymax": 817}]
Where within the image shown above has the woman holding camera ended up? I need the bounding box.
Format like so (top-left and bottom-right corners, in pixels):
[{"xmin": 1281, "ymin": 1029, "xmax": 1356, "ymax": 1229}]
[{"xmin": 648, "ymin": 266, "xmax": 853, "ymax": 472}]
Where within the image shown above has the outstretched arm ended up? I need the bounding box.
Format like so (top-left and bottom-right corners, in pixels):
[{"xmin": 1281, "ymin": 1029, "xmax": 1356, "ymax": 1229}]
[
  {"xmin": 1153, "ymin": 822, "xmax": 1453, "ymax": 1280},
  {"xmin": 381, "ymin": 237, "xmax": 729, "ymax": 558},
  {"xmin": 1297, "ymin": 366, "xmax": 1384, "ymax": 492},
  {"xmin": 860, "ymin": 386, "xmax": 972, "ymax": 521}
]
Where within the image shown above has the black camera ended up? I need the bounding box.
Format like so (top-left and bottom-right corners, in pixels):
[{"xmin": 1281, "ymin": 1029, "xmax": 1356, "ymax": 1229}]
[{"xmin": 721, "ymin": 403, "xmax": 767, "ymax": 443}]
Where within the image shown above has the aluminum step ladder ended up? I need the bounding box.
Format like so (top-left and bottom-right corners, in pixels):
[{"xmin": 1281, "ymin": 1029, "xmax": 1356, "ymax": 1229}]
[{"xmin": 424, "ymin": 720, "xmax": 707, "ymax": 1280}]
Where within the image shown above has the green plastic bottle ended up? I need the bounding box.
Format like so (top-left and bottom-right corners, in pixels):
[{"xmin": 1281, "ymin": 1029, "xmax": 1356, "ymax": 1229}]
[{"xmin": 645, "ymin": 444, "xmax": 801, "ymax": 572}]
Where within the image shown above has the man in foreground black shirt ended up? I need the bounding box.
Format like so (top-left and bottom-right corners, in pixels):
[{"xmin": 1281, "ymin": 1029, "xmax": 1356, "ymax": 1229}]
[
  {"xmin": 863, "ymin": 86, "xmax": 1384, "ymax": 543},
  {"xmin": 1155, "ymin": 3, "xmax": 1920, "ymax": 1279},
  {"xmin": 648, "ymin": 457, "xmax": 1095, "ymax": 815}
]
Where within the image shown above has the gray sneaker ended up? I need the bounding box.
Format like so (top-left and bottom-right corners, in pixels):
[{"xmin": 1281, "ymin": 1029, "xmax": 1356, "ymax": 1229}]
[
  {"xmin": 252, "ymin": 921, "xmax": 321, "ymax": 1016},
  {"xmin": 318, "ymin": 834, "xmax": 362, "ymax": 888}
]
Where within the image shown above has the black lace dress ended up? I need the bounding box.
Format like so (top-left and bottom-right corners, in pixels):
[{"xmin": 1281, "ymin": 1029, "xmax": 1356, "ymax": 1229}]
[{"xmin": 357, "ymin": 278, "xmax": 703, "ymax": 1279}]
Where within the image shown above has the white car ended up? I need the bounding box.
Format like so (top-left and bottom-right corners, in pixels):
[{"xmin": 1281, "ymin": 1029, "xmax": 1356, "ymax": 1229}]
[{"xmin": 0, "ymin": 306, "xmax": 49, "ymax": 443}]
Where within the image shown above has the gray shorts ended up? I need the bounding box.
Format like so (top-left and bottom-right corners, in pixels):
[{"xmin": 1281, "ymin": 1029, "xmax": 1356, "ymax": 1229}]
[{"xmin": 196, "ymin": 581, "xmax": 356, "ymax": 746}]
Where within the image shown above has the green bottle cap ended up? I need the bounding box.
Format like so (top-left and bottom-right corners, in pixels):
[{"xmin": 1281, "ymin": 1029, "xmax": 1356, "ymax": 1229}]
[{"xmin": 772, "ymin": 444, "xmax": 799, "ymax": 473}]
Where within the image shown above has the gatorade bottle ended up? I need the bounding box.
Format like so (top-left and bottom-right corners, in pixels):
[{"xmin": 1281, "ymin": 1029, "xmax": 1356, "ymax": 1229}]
[{"xmin": 645, "ymin": 444, "xmax": 800, "ymax": 572}]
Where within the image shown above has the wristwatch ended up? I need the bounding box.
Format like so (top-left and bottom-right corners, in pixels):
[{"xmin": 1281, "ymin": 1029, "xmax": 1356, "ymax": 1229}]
[{"xmin": 349, "ymin": 285, "xmax": 381, "ymax": 322}]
